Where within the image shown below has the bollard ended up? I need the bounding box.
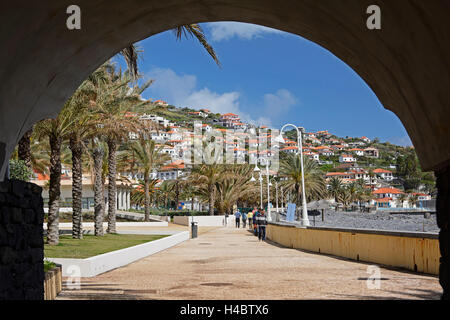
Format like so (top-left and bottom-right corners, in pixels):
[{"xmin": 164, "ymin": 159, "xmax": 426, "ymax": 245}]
[{"xmin": 191, "ymin": 221, "xmax": 198, "ymax": 238}]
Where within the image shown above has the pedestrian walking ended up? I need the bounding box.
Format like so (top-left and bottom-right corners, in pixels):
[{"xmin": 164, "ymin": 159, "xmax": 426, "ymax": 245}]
[
  {"xmin": 253, "ymin": 209, "xmax": 260, "ymax": 236},
  {"xmin": 257, "ymin": 209, "xmax": 268, "ymax": 241},
  {"xmin": 248, "ymin": 208, "xmax": 255, "ymax": 230},
  {"xmin": 234, "ymin": 209, "xmax": 241, "ymax": 228},
  {"xmin": 242, "ymin": 211, "xmax": 247, "ymax": 228}
]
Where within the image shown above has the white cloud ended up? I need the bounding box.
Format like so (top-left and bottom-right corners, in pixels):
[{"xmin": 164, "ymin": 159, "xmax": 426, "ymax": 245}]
[
  {"xmin": 145, "ymin": 68, "xmax": 197, "ymax": 105},
  {"xmin": 208, "ymin": 22, "xmax": 282, "ymax": 42},
  {"xmin": 263, "ymin": 89, "xmax": 297, "ymax": 116},
  {"xmin": 145, "ymin": 67, "xmax": 273, "ymax": 127},
  {"xmin": 387, "ymin": 136, "xmax": 413, "ymax": 147}
]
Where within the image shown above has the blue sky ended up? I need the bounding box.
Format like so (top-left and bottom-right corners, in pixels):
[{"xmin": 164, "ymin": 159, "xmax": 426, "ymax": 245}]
[{"xmin": 116, "ymin": 22, "xmax": 412, "ymax": 146}]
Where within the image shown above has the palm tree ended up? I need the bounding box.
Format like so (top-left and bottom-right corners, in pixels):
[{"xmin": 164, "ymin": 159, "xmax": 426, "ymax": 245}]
[
  {"xmin": 158, "ymin": 181, "xmax": 174, "ymax": 209},
  {"xmin": 120, "ymin": 24, "xmax": 220, "ymax": 81},
  {"xmin": 87, "ymin": 138, "xmax": 108, "ymax": 236},
  {"xmin": 397, "ymin": 193, "xmax": 408, "ymax": 208},
  {"xmin": 92, "ymin": 66, "xmax": 152, "ymax": 233},
  {"xmin": 214, "ymin": 164, "xmax": 256, "ymax": 215},
  {"xmin": 408, "ymin": 193, "xmax": 419, "ymax": 208},
  {"xmin": 189, "ymin": 164, "xmax": 223, "ymax": 215},
  {"xmin": 337, "ymin": 188, "xmax": 352, "ymax": 210},
  {"xmin": 34, "ymin": 107, "xmax": 75, "ymax": 245},
  {"xmin": 17, "ymin": 128, "xmax": 33, "ymax": 170},
  {"xmin": 131, "ymin": 178, "xmax": 159, "ymax": 208},
  {"xmin": 329, "ymin": 177, "xmax": 343, "ymax": 203},
  {"xmin": 129, "ymin": 139, "xmax": 169, "ymax": 220},
  {"xmin": 65, "ymin": 66, "xmax": 112, "ymax": 238},
  {"xmin": 279, "ymin": 154, "xmax": 327, "ymax": 217}
]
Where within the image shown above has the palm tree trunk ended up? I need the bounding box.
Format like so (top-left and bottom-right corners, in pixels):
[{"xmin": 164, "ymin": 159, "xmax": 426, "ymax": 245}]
[
  {"xmin": 296, "ymin": 184, "xmax": 301, "ymax": 221},
  {"xmin": 47, "ymin": 135, "xmax": 61, "ymax": 245},
  {"xmin": 18, "ymin": 128, "xmax": 33, "ymax": 170},
  {"xmin": 175, "ymin": 181, "xmax": 180, "ymax": 210},
  {"xmin": 209, "ymin": 184, "xmax": 215, "ymax": 216},
  {"xmin": 144, "ymin": 175, "xmax": 150, "ymax": 221},
  {"xmin": 107, "ymin": 138, "xmax": 117, "ymax": 233},
  {"xmin": 93, "ymin": 147, "xmax": 104, "ymax": 236},
  {"xmin": 70, "ymin": 136, "xmax": 83, "ymax": 239}
]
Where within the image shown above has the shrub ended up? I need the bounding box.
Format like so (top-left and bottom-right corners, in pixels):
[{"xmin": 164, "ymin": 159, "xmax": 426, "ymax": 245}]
[{"xmin": 9, "ymin": 159, "xmax": 32, "ymax": 181}]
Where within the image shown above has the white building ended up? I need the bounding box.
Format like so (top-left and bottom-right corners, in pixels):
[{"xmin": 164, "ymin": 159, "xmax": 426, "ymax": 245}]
[
  {"xmin": 31, "ymin": 174, "xmax": 132, "ymax": 212},
  {"xmin": 373, "ymin": 168, "xmax": 394, "ymax": 181},
  {"xmin": 339, "ymin": 154, "xmax": 356, "ymax": 163}
]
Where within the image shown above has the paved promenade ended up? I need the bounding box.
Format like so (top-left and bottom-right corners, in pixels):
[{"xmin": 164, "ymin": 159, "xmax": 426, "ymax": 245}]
[{"xmin": 57, "ymin": 227, "xmax": 441, "ymax": 300}]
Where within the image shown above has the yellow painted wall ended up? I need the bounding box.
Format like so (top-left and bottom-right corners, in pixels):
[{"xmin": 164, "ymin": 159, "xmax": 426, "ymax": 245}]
[{"xmin": 267, "ymin": 224, "xmax": 440, "ymax": 275}]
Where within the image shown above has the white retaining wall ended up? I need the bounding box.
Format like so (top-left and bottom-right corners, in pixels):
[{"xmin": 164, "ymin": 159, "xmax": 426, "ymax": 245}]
[
  {"xmin": 47, "ymin": 231, "xmax": 189, "ymax": 277},
  {"xmin": 43, "ymin": 221, "xmax": 168, "ymax": 229},
  {"xmin": 173, "ymin": 215, "xmax": 235, "ymax": 227},
  {"xmin": 149, "ymin": 215, "xmax": 171, "ymax": 222}
]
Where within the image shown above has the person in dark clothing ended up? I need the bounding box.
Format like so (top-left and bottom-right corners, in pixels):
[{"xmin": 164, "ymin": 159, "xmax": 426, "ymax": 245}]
[
  {"xmin": 234, "ymin": 209, "xmax": 241, "ymax": 228},
  {"xmin": 257, "ymin": 209, "xmax": 268, "ymax": 241},
  {"xmin": 253, "ymin": 209, "xmax": 260, "ymax": 236},
  {"xmin": 242, "ymin": 211, "xmax": 247, "ymax": 228}
]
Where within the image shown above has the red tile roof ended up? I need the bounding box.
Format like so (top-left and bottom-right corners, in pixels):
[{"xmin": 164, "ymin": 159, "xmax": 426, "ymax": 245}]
[
  {"xmin": 373, "ymin": 187, "xmax": 404, "ymax": 194},
  {"xmin": 373, "ymin": 168, "xmax": 392, "ymax": 173}
]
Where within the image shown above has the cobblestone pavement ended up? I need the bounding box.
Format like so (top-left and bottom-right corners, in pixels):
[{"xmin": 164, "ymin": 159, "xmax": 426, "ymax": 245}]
[
  {"xmin": 57, "ymin": 227, "xmax": 441, "ymax": 300},
  {"xmin": 287, "ymin": 210, "xmax": 439, "ymax": 233}
]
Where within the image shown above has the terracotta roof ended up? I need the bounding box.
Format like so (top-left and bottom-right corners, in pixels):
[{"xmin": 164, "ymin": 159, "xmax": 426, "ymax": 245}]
[
  {"xmin": 373, "ymin": 187, "xmax": 404, "ymax": 194},
  {"xmin": 412, "ymin": 192, "xmax": 429, "ymax": 197},
  {"xmin": 160, "ymin": 160, "xmax": 185, "ymax": 171},
  {"xmin": 373, "ymin": 168, "xmax": 392, "ymax": 173}
]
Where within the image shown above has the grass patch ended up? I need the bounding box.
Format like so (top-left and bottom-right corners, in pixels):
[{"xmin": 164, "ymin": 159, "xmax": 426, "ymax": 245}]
[
  {"xmin": 44, "ymin": 259, "xmax": 56, "ymax": 272},
  {"xmin": 44, "ymin": 234, "xmax": 168, "ymax": 259}
]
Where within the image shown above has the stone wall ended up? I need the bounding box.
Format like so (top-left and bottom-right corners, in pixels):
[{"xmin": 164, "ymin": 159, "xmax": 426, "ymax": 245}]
[
  {"xmin": 437, "ymin": 165, "xmax": 450, "ymax": 300},
  {"xmin": 0, "ymin": 179, "xmax": 44, "ymax": 300}
]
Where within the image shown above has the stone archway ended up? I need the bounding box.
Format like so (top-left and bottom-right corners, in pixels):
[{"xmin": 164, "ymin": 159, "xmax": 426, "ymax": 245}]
[{"xmin": 0, "ymin": 0, "xmax": 449, "ymax": 299}]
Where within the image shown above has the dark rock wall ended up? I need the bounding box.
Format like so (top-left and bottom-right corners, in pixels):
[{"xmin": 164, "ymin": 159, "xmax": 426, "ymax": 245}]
[
  {"xmin": 0, "ymin": 179, "xmax": 44, "ymax": 300},
  {"xmin": 437, "ymin": 165, "xmax": 450, "ymax": 300}
]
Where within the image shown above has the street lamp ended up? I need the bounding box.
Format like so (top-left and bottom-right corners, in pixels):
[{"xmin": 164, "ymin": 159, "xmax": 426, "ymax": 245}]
[
  {"xmin": 253, "ymin": 159, "xmax": 264, "ymax": 211},
  {"xmin": 265, "ymin": 162, "xmax": 271, "ymax": 221},
  {"xmin": 258, "ymin": 171, "xmax": 263, "ymax": 210},
  {"xmin": 275, "ymin": 180, "xmax": 279, "ymax": 213},
  {"xmin": 275, "ymin": 124, "xmax": 310, "ymax": 226}
]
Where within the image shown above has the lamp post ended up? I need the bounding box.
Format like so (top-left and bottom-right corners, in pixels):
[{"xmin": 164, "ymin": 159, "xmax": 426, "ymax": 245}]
[
  {"xmin": 251, "ymin": 163, "xmax": 263, "ymax": 209},
  {"xmin": 259, "ymin": 172, "xmax": 263, "ymax": 210},
  {"xmin": 275, "ymin": 180, "xmax": 279, "ymax": 213},
  {"xmin": 265, "ymin": 162, "xmax": 272, "ymax": 221},
  {"xmin": 275, "ymin": 124, "xmax": 310, "ymax": 226}
]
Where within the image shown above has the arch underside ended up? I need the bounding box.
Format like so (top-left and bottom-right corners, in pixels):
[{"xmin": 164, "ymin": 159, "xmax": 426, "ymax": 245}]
[{"xmin": 0, "ymin": 0, "xmax": 449, "ymax": 179}]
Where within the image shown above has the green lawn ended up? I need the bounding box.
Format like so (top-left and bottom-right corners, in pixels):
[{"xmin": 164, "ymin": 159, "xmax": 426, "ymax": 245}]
[{"xmin": 44, "ymin": 234, "xmax": 168, "ymax": 259}]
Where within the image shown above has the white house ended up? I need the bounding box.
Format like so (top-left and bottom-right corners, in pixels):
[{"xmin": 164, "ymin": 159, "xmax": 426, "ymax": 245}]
[
  {"xmin": 339, "ymin": 154, "xmax": 356, "ymax": 163},
  {"xmin": 348, "ymin": 148, "xmax": 364, "ymax": 156},
  {"xmin": 373, "ymin": 168, "xmax": 394, "ymax": 181},
  {"xmin": 364, "ymin": 147, "xmax": 379, "ymax": 158},
  {"xmin": 157, "ymin": 161, "xmax": 185, "ymax": 181},
  {"xmin": 280, "ymin": 146, "xmax": 298, "ymax": 154},
  {"xmin": 304, "ymin": 151, "xmax": 319, "ymax": 162},
  {"xmin": 31, "ymin": 174, "xmax": 132, "ymax": 212}
]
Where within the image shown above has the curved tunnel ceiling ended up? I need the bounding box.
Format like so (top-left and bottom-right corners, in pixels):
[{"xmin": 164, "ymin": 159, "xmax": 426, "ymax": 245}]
[{"xmin": 0, "ymin": 0, "xmax": 449, "ymax": 179}]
